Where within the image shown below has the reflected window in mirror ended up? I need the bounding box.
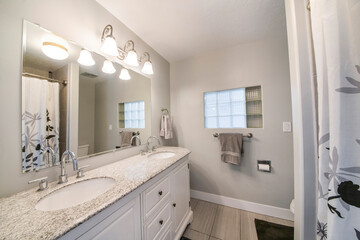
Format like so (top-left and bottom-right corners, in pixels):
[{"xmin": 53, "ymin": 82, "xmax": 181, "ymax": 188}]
[{"xmin": 119, "ymin": 101, "xmax": 145, "ymax": 129}]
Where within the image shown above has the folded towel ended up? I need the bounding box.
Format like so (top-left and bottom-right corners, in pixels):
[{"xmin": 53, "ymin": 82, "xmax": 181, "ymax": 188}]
[
  {"xmin": 218, "ymin": 133, "xmax": 243, "ymax": 165},
  {"xmin": 120, "ymin": 131, "xmax": 134, "ymax": 147},
  {"xmin": 160, "ymin": 115, "xmax": 173, "ymax": 139}
]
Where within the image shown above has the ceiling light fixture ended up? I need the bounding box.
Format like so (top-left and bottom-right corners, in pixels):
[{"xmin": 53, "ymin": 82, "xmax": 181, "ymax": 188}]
[
  {"xmin": 77, "ymin": 49, "xmax": 95, "ymax": 66},
  {"xmin": 41, "ymin": 34, "xmax": 69, "ymax": 60},
  {"xmin": 100, "ymin": 25, "xmax": 119, "ymax": 57},
  {"xmin": 102, "ymin": 60, "xmax": 116, "ymax": 74},
  {"xmin": 119, "ymin": 68, "xmax": 131, "ymax": 80},
  {"xmin": 140, "ymin": 52, "xmax": 154, "ymax": 75}
]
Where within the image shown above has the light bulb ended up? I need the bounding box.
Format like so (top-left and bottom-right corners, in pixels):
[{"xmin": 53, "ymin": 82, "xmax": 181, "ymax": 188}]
[
  {"xmin": 119, "ymin": 68, "xmax": 131, "ymax": 80},
  {"xmin": 102, "ymin": 60, "xmax": 116, "ymax": 74},
  {"xmin": 77, "ymin": 49, "xmax": 95, "ymax": 66},
  {"xmin": 141, "ymin": 61, "xmax": 154, "ymax": 75},
  {"xmin": 124, "ymin": 50, "xmax": 139, "ymax": 66},
  {"xmin": 101, "ymin": 36, "xmax": 119, "ymax": 56}
]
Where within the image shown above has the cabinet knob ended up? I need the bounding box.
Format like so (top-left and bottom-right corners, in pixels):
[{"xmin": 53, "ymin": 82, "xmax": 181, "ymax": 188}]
[
  {"xmin": 159, "ymin": 219, "xmax": 163, "ymax": 225},
  {"xmin": 158, "ymin": 190, "xmax": 163, "ymax": 196},
  {"xmin": 173, "ymin": 203, "xmax": 176, "ymax": 207}
]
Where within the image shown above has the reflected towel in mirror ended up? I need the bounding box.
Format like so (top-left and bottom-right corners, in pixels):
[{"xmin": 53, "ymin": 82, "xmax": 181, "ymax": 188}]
[{"xmin": 120, "ymin": 131, "xmax": 134, "ymax": 147}]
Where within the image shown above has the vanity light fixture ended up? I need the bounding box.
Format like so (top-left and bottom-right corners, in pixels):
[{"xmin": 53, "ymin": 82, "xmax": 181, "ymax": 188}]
[
  {"xmin": 100, "ymin": 25, "xmax": 119, "ymax": 57},
  {"xmin": 77, "ymin": 49, "xmax": 95, "ymax": 66},
  {"xmin": 140, "ymin": 52, "xmax": 154, "ymax": 75},
  {"xmin": 119, "ymin": 68, "xmax": 131, "ymax": 80},
  {"xmin": 118, "ymin": 40, "xmax": 139, "ymax": 67},
  {"xmin": 102, "ymin": 60, "xmax": 116, "ymax": 74},
  {"xmin": 41, "ymin": 34, "xmax": 69, "ymax": 60},
  {"xmin": 100, "ymin": 25, "xmax": 154, "ymax": 73}
]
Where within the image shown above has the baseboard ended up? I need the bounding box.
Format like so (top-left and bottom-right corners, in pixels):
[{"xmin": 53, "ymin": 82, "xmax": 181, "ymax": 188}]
[{"xmin": 190, "ymin": 189, "xmax": 294, "ymax": 221}]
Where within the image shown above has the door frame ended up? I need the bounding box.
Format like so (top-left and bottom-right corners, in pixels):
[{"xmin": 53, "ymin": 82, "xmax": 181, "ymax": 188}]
[{"xmin": 284, "ymin": 0, "xmax": 317, "ymax": 239}]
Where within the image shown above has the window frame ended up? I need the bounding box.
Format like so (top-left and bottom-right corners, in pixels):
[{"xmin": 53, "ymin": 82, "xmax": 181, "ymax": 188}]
[{"xmin": 203, "ymin": 85, "xmax": 263, "ymax": 129}]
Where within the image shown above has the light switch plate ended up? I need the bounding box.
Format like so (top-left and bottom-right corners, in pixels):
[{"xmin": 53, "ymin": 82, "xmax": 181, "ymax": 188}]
[
  {"xmin": 108, "ymin": 124, "xmax": 112, "ymax": 130},
  {"xmin": 283, "ymin": 121, "xmax": 292, "ymax": 132}
]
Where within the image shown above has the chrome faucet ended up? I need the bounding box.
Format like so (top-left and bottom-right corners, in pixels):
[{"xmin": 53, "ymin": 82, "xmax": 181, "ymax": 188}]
[
  {"xmin": 41, "ymin": 146, "xmax": 56, "ymax": 166},
  {"xmin": 146, "ymin": 136, "xmax": 161, "ymax": 152},
  {"xmin": 130, "ymin": 135, "xmax": 142, "ymax": 146},
  {"xmin": 59, "ymin": 150, "xmax": 78, "ymax": 184}
]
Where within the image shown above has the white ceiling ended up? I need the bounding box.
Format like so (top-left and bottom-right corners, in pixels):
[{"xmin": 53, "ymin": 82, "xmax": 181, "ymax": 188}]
[{"xmin": 96, "ymin": 0, "xmax": 286, "ymax": 62}]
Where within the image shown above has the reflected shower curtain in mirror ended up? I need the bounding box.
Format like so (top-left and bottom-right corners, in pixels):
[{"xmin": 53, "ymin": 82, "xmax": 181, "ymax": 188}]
[
  {"xmin": 310, "ymin": 0, "xmax": 360, "ymax": 239},
  {"xmin": 22, "ymin": 77, "xmax": 60, "ymax": 172}
]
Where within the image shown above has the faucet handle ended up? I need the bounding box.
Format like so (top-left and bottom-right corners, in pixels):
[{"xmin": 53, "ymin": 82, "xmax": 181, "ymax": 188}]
[
  {"xmin": 77, "ymin": 165, "xmax": 90, "ymax": 178},
  {"xmin": 28, "ymin": 177, "xmax": 48, "ymax": 191}
]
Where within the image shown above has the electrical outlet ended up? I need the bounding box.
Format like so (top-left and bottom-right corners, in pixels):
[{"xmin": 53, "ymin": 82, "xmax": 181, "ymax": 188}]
[{"xmin": 283, "ymin": 121, "xmax": 292, "ymax": 132}]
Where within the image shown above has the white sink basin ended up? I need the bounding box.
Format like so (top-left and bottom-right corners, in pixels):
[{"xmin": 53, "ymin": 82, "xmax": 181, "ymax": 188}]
[
  {"xmin": 148, "ymin": 151, "xmax": 175, "ymax": 160},
  {"xmin": 35, "ymin": 177, "xmax": 115, "ymax": 211}
]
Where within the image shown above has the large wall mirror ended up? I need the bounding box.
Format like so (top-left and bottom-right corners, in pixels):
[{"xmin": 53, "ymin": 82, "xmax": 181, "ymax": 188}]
[{"xmin": 21, "ymin": 20, "xmax": 151, "ymax": 173}]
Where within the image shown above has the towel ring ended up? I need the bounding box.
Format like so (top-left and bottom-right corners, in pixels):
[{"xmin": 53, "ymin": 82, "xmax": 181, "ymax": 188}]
[
  {"xmin": 161, "ymin": 108, "xmax": 169, "ymax": 114},
  {"xmin": 213, "ymin": 133, "xmax": 253, "ymax": 138}
]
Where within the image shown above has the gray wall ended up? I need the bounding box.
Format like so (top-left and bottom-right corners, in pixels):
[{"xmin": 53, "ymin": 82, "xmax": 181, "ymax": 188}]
[
  {"xmin": 79, "ymin": 76, "xmax": 95, "ymax": 155},
  {"xmin": 0, "ymin": 0, "xmax": 170, "ymax": 197},
  {"xmin": 170, "ymin": 28, "xmax": 294, "ymax": 208},
  {"xmin": 94, "ymin": 72, "xmax": 151, "ymax": 153}
]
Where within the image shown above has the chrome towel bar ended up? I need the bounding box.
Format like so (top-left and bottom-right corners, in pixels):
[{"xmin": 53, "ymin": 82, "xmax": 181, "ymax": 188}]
[{"xmin": 213, "ymin": 133, "xmax": 253, "ymax": 138}]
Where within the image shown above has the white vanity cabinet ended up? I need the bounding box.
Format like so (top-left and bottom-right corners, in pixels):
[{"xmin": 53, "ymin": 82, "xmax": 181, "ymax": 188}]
[
  {"xmin": 60, "ymin": 155, "xmax": 192, "ymax": 240},
  {"xmin": 142, "ymin": 161, "xmax": 191, "ymax": 240},
  {"xmin": 78, "ymin": 196, "xmax": 141, "ymax": 240},
  {"xmin": 171, "ymin": 162, "xmax": 191, "ymax": 239}
]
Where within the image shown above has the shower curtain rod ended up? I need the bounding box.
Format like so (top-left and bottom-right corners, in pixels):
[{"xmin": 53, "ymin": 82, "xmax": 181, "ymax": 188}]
[{"xmin": 22, "ymin": 72, "xmax": 68, "ymax": 85}]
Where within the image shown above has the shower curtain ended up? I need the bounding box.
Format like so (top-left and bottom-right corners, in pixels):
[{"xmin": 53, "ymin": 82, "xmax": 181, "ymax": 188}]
[
  {"xmin": 22, "ymin": 76, "xmax": 60, "ymax": 172},
  {"xmin": 310, "ymin": 0, "xmax": 360, "ymax": 239}
]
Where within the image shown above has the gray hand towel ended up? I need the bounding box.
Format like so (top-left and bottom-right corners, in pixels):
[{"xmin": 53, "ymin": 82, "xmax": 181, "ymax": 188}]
[
  {"xmin": 218, "ymin": 133, "xmax": 243, "ymax": 165},
  {"xmin": 120, "ymin": 131, "xmax": 134, "ymax": 147}
]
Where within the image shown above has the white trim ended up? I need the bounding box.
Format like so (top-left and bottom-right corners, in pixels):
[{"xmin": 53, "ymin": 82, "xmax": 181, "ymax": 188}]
[{"xmin": 190, "ymin": 189, "xmax": 294, "ymax": 221}]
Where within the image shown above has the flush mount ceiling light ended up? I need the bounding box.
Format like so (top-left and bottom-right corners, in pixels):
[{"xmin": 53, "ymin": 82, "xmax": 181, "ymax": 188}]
[
  {"xmin": 77, "ymin": 49, "xmax": 95, "ymax": 66},
  {"xmin": 41, "ymin": 34, "xmax": 69, "ymax": 60},
  {"xmin": 119, "ymin": 68, "xmax": 131, "ymax": 80},
  {"xmin": 100, "ymin": 25, "xmax": 119, "ymax": 57},
  {"xmin": 140, "ymin": 52, "xmax": 154, "ymax": 75},
  {"xmin": 102, "ymin": 60, "xmax": 116, "ymax": 74}
]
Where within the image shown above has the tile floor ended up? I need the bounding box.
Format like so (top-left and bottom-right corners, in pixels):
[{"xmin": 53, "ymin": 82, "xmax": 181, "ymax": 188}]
[{"xmin": 182, "ymin": 198, "xmax": 294, "ymax": 240}]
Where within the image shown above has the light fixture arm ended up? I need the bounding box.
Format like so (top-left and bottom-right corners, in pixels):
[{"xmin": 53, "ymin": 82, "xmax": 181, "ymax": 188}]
[
  {"xmin": 140, "ymin": 52, "xmax": 151, "ymax": 63},
  {"xmin": 117, "ymin": 40, "xmax": 136, "ymax": 60},
  {"xmin": 101, "ymin": 24, "xmax": 114, "ymax": 42}
]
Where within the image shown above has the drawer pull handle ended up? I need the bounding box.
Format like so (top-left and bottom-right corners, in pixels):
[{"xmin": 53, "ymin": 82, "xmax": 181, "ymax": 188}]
[
  {"xmin": 159, "ymin": 219, "xmax": 164, "ymax": 225},
  {"xmin": 158, "ymin": 190, "xmax": 163, "ymax": 196},
  {"xmin": 173, "ymin": 203, "xmax": 176, "ymax": 207}
]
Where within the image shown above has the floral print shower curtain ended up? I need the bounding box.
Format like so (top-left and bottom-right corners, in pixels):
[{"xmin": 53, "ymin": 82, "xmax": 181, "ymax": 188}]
[
  {"xmin": 22, "ymin": 77, "xmax": 60, "ymax": 172},
  {"xmin": 310, "ymin": 0, "xmax": 360, "ymax": 239}
]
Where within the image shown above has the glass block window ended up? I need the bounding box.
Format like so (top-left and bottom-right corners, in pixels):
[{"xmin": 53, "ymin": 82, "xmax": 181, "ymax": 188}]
[
  {"xmin": 204, "ymin": 86, "xmax": 262, "ymax": 128},
  {"xmin": 118, "ymin": 101, "xmax": 145, "ymax": 128}
]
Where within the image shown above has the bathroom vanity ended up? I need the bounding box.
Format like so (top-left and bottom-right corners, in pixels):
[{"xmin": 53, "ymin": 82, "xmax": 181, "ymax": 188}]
[{"xmin": 0, "ymin": 147, "xmax": 192, "ymax": 240}]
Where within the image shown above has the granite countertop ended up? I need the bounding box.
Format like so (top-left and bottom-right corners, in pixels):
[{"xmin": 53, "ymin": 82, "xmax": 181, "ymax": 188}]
[{"xmin": 0, "ymin": 146, "xmax": 190, "ymax": 240}]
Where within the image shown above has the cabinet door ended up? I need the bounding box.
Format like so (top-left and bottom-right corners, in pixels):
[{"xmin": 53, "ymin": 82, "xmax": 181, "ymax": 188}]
[
  {"xmin": 171, "ymin": 162, "xmax": 190, "ymax": 235},
  {"xmin": 78, "ymin": 196, "xmax": 141, "ymax": 240}
]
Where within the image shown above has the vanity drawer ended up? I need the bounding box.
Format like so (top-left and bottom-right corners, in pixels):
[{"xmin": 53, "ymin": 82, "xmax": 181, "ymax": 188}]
[
  {"xmin": 144, "ymin": 202, "xmax": 171, "ymax": 240},
  {"xmin": 159, "ymin": 224, "xmax": 172, "ymax": 240},
  {"xmin": 144, "ymin": 176, "xmax": 170, "ymax": 215}
]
